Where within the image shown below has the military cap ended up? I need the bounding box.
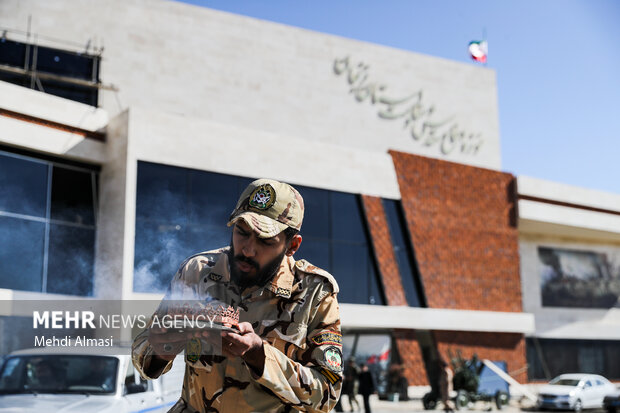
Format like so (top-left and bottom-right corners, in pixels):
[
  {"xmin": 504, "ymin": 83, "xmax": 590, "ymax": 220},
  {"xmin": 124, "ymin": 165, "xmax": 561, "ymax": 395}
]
[{"xmin": 227, "ymin": 178, "xmax": 304, "ymax": 238}]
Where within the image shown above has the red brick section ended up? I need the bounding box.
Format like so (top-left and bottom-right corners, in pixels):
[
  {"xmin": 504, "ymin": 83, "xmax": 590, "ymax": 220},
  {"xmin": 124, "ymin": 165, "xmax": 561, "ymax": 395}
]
[
  {"xmin": 394, "ymin": 329, "xmax": 429, "ymax": 386},
  {"xmin": 389, "ymin": 150, "xmax": 522, "ymax": 312},
  {"xmin": 361, "ymin": 196, "xmax": 428, "ymax": 384},
  {"xmin": 360, "ymin": 195, "xmax": 408, "ymax": 306},
  {"xmin": 434, "ymin": 331, "xmax": 528, "ymax": 384},
  {"xmin": 389, "ymin": 151, "xmax": 526, "ymax": 383}
]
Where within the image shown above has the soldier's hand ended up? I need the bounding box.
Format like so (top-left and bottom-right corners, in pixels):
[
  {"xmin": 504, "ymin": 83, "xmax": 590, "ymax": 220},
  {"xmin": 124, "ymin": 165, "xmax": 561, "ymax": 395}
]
[
  {"xmin": 221, "ymin": 322, "xmax": 265, "ymax": 375},
  {"xmin": 148, "ymin": 326, "xmax": 190, "ymax": 361}
]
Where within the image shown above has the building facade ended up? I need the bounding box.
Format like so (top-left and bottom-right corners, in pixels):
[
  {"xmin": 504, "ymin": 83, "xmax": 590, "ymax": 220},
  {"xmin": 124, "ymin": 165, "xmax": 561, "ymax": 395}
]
[{"xmin": 0, "ymin": 0, "xmax": 617, "ymax": 392}]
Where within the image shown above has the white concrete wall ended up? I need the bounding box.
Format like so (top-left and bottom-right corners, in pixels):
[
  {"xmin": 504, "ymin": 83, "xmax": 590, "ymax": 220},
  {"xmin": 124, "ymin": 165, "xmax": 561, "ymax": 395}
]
[
  {"xmin": 0, "ymin": 0, "xmax": 501, "ymax": 170},
  {"xmin": 0, "ymin": 81, "xmax": 107, "ymax": 164},
  {"xmin": 340, "ymin": 304, "xmax": 535, "ymax": 334},
  {"xmin": 520, "ymin": 235, "xmax": 620, "ymax": 339},
  {"xmin": 127, "ymin": 107, "xmax": 401, "ymax": 199},
  {"xmin": 518, "ymin": 177, "xmax": 620, "ymax": 340}
]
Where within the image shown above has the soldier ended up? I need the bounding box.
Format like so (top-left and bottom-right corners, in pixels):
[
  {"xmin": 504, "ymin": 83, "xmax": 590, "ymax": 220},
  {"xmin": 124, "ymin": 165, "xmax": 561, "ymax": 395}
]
[{"xmin": 132, "ymin": 178, "xmax": 343, "ymax": 412}]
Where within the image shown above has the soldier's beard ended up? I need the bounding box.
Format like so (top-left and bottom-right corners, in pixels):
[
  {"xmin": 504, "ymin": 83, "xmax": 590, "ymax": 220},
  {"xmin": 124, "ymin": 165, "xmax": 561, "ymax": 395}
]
[{"xmin": 228, "ymin": 242, "xmax": 287, "ymax": 290}]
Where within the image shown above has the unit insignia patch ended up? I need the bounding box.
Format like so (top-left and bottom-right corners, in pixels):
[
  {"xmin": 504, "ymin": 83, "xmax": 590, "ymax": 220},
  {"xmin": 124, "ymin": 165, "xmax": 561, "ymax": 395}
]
[
  {"xmin": 323, "ymin": 346, "xmax": 343, "ymax": 373},
  {"xmin": 249, "ymin": 184, "xmax": 276, "ymax": 210}
]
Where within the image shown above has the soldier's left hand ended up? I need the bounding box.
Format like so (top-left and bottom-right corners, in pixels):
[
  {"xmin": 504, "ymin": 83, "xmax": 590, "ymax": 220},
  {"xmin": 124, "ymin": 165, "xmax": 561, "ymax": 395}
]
[
  {"xmin": 221, "ymin": 322, "xmax": 262, "ymax": 357},
  {"xmin": 221, "ymin": 322, "xmax": 265, "ymax": 374}
]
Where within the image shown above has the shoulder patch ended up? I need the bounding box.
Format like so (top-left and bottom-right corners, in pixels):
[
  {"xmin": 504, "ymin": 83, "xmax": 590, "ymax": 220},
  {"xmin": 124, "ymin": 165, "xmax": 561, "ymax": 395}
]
[
  {"xmin": 323, "ymin": 346, "xmax": 343, "ymax": 373},
  {"xmin": 311, "ymin": 331, "xmax": 342, "ymax": 347},
  {"xmin": 294, "ymin": 259, "xmax": 339, "ymax": 293}
]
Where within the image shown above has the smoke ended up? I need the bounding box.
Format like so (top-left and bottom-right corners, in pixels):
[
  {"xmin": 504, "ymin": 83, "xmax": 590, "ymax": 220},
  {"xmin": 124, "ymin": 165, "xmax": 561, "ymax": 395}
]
[
  {"xmin": 132, "ymin": 174, "xmax": 235, "ymax": 293},
  {"xmin": 133, "ymin": 225, "xmax": 188, "ymax": 293}
]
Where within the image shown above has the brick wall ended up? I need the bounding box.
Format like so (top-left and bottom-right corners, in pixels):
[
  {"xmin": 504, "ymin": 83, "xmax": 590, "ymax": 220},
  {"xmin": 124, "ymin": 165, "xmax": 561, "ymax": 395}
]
[
  {"xmin": 359, "ymin": 152, "xmax": 527, "ymax": 386},
  {"xmin": 389, "ymin": 151, "xmax": 522, "ymax": 312},
  {"xmin": 361, "ymin": 195, "xmax": 408, "ymax": 306},
  {"xmin": 393, "ymin": 329, "xmax": 429, "ymax": 386},
  {"xmin": 361, "ymin": 195, "xmax": 428, "ymax": 384},
  {"xmin": 434, "ymin": 331, "xmax": 528, "ymax": 383}
]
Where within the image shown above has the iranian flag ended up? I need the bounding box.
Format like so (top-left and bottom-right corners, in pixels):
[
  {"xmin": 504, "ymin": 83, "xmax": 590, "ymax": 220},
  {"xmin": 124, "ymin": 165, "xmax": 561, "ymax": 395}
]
[{"xmin": 468, "ymin": 40, "xmax": 488, "ymax": 63}]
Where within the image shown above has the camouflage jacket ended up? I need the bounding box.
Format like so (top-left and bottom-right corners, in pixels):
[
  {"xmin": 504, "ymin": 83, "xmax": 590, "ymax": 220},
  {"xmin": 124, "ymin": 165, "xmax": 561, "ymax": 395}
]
[{"xmin": 132, "ymin": 247, "xmax": 343, "ymax": 412}]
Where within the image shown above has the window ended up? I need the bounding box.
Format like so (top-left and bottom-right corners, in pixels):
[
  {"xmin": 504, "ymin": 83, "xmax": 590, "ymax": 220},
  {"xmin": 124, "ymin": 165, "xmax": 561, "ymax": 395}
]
[
  {"xmin": 382, "ymin": 199, "xmax": 426, "ymax": 307},
  {"xmin": 526, "ymin": 338, "xmax": 620, "ymax": 380},
  {"xmin": 297, "ymin": 187, "xmax": 385, "ymax": 305},
  {"xmin": 0, "ymin": 36, "xmax": 100, "ymax": 106},
  {"xmin": 134, "ymin": 162, "xmax": 251, "ymax": 293},
  {"xmin": 133, "ymin": 162, "xmax": 385, "ymax": 305},
  {"xmin": 0, "ymin": 149, "xmax": 98, "ymax": 296}
]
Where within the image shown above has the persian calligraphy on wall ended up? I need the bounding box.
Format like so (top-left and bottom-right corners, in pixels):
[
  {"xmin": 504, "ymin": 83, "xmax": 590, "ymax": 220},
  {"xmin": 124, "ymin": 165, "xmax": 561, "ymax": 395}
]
[{"xmin": 333, "ymin": 56, "xmax": 484, "ymax": 156}]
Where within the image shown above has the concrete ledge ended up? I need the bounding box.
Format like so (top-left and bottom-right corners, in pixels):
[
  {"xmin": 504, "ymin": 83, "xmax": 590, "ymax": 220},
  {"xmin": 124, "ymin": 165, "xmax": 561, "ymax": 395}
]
[
  {"xmin": 519, "ymin": 200, "xmax": 620, "ymax": 241},
  {"xmin": 0, "ymin": 116, "xmax": 106, "ymax": 164},
  {"xmin": 0, "ymin": 80, "xmax": 108, "ymax": 131},
  {"xmin": 518, "ymin": 176, "xmax": 620, "ymax": 214},
  {"xmin": 340, "ymin": 304, "xmax": 535, "ymax": 334}
]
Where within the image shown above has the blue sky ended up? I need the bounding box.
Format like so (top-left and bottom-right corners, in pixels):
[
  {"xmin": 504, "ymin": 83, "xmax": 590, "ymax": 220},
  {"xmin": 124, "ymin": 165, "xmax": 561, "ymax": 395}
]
[{"xmin": 177, "ymin": 0, "xmax": 620, "ymax": 194}]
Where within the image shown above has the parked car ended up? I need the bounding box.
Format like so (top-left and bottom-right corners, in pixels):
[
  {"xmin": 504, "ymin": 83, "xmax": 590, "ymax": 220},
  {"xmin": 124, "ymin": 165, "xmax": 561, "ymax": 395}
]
[
  {"xmin": 0, "ymin": 346, "xmax": 184, "ymax": 413},
  {"xmin": 604, "ymin": 389, "xmax": 620, "ymax": 413},
  {"xmin": 537, "ymin": 373, "xmax": 616, "ymax": 412}
]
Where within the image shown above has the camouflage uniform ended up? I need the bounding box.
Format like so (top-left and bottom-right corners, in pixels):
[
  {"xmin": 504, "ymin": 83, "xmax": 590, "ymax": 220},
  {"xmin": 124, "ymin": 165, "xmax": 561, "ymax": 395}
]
[{"xmin": 132, "ymin": 248, "xmax": 343, "ymax": 412}]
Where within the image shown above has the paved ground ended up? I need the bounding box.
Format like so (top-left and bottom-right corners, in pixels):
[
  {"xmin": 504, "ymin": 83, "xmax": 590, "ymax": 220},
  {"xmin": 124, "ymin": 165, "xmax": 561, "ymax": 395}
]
[{"xmin": 336, "ymin": 396, "xmax": 608, "ymax": 413}]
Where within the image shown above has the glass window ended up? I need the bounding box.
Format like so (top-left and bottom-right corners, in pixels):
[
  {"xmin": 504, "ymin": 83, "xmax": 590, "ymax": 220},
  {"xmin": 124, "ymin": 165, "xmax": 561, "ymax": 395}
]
[
  {"xmin": 0, "ymin": 37, "xmax": 100, "ymax": 106},
  {"xmin": 0, "ymin": 355, "xmax": 118, "ymax": 394},
  {"xmin": 0, "ymin": 216, "xmax": 45, "ymax": 291},
  {"xmin": 0, "ymin": 154, "xmax": 48, "ymax": 218},
  {"xmin": 297, "ymin": 186, "xmax": 385, "ymax": 305},
  {"xmin": 330, "ymin": 192, "xmax": 365, "ymax": 243},
  {"xmin": 188, "ymin": 171, "xmax": 238, "ymax": 227},
  {"xmin": 526, "ymin": 338, "xmax": 620, "ymax": 380},
  {"xmin": 295, "ymin": 186, "xmax": 328, "ymax": 239},
  {"xmin": 46, "ymin": 224, "xmax": 95, "ymax": 296},
  {"xmin": 383, "ymin": 199, "xmax": 426, "ymax": 307},
  {"xmin": 134, "ymin": 163, "xmax": 258, "ymax": 293},
  {"xmin": 332, "ymin": 243, "xmax": 370, "ymax": 304},
  {"xmin": 298, "ymin": 239, "xmax": 330, "ymax": 274},
  {"xmin": 136, "ymin": 162, "xmax": 188, "ymax": 224},
  {"xmin": 133, "ymin": 164, "xmax": 385, "ymax": 304},
  {"xmin": 50, "ymin": 166, "xmax": 96, "ymax": 226},
  {"xmin": 0, "ymin": 150, "xmax": 98, "ymax": 296}
]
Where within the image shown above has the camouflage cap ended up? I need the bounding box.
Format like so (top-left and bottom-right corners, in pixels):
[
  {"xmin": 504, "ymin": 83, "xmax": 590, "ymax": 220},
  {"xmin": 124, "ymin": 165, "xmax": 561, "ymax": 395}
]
[{"xmin": 227, "ymin": 178, "xmax": 304, "ymax": 238}]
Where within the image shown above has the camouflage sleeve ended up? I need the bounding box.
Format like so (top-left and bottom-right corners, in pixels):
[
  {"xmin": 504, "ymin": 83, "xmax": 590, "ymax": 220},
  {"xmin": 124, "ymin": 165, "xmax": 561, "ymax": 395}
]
[
  {"xmin": 131, "ymin": 317, "xmax": 174, "ymax": 380},
  {"xmin": 131, "ymin": 256, "xmax": 204, "ymax": 380},
  {"xmin": 252, "ymin": 288, "xmax": 343, "ymax": 412}
]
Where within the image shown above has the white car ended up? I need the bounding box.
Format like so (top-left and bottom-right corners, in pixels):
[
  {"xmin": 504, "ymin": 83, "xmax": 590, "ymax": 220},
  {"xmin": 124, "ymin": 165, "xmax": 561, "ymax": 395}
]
[
  {"xmin": 0, "ymin": 346, "xmax": 184, "ymax": 413},
  {"xmin": 537, "ymin": 373, "xmax": 617, "ymax": 412}
]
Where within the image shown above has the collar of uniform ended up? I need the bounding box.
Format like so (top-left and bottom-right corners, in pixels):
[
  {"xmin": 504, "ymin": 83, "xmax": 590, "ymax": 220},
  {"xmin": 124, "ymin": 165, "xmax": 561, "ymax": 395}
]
[
  {"xmin": 211, "ymin": 248, "xmax": 232, "ymax": 282},
  {"xmin": 266, "ymin": 256, "xmax": 295, "ymax": 298}
]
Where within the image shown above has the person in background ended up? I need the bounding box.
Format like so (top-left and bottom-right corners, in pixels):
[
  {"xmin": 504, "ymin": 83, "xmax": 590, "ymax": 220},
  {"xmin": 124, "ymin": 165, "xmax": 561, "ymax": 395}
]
[
  {"xmin": 438, "ymin": 358, "xmax": 454, "ymax": 413},
  {"xmin": 358, "ymin": 363, "xmax": 376, "ymax": 413},
  {"xmin": 343, "ymin": 358, "xmax": 361, "ymax": 411}
]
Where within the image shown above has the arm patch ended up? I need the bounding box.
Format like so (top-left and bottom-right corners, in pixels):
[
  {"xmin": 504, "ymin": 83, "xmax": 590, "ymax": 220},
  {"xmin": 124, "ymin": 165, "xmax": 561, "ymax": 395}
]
[{"xmin": 311, "ymin": 331, "xmax": 342, "ymax": 347}]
